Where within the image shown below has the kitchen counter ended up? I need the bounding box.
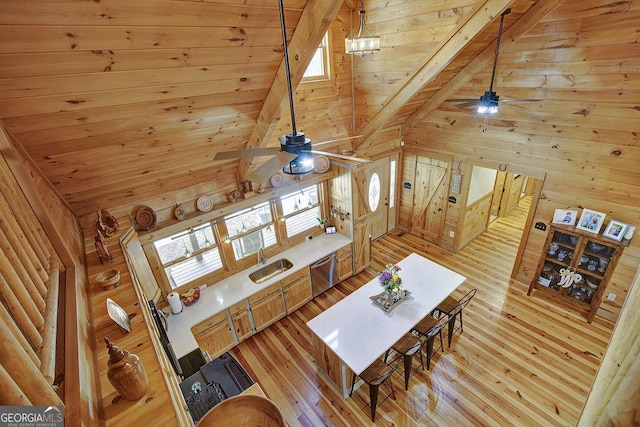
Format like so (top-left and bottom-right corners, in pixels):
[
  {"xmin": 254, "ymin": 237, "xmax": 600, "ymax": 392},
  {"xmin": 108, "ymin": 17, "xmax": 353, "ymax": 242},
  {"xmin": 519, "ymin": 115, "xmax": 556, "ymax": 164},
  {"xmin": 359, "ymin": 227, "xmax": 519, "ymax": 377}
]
[{"xmin": 167, "ymin": 232, "xmax": 352, "ymax": 358}]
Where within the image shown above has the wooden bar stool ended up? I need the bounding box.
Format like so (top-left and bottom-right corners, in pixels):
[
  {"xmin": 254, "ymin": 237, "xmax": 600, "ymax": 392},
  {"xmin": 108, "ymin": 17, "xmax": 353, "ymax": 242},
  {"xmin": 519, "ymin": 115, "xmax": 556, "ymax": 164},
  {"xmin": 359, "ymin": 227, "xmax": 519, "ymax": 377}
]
[
  {"xmin": 434, "ymin": 288, "xmax": 477, "ymax": 347},
  {"xmin": 384, "ymin": 332, "xmax": 423, "ymax": 390},
  {"xmin": 412, "ymin": 314, "xmax": 448, "ymax": 370},
  {"xmin": 350, "ymin": 358, "xmax": 399, "ymax": 422}
]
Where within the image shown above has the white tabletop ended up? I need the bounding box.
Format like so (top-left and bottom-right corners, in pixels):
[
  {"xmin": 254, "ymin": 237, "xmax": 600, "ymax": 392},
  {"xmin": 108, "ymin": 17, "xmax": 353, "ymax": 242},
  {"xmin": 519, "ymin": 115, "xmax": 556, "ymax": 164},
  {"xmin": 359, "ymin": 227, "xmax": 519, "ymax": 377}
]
[{"xmin": 306, "ymin": 252, "xmax": 466, "ymax": 375}]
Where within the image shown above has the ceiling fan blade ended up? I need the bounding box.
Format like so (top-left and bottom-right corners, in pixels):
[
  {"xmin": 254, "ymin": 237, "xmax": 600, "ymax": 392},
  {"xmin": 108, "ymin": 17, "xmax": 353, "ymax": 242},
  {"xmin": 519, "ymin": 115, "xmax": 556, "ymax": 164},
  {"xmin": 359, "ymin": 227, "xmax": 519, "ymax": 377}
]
[
  {"xmin": 443, "ymin": 98, "xmax": 479, "ymax": 103},
  {"xmin": 214, "ymin": 147, "xmax": 280, "ymax": 160},
  {"xmin": 500, "ymin": 98, "xmax": 542, "ymax": 103},
  {"xmin": 310, "ymin": 150, "xmax": 371, "ymax": 163},
  {"xmin": 245, "ymin": 151, "xmax": 298, "ymax": 184},
  {"xmin": 313, "ymin": 135, "xmax": 364, "ymax": 148}
]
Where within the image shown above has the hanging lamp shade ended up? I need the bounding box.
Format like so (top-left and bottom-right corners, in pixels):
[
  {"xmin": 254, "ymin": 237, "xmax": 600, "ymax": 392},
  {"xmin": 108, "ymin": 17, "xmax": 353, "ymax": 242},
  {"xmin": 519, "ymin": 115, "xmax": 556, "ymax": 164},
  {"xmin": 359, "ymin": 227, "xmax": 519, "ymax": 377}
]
[{"xmin": 345, "ymin": 1, "xmax": 380, "ymax": 56}]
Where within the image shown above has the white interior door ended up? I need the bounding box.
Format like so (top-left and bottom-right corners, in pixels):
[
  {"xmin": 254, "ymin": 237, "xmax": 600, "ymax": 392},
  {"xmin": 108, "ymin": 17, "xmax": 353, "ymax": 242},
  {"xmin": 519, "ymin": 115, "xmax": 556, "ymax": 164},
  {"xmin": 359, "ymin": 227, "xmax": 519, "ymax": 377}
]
[{"xmin": 367, "ymin": 157, "xmax": 394, "ymax": 241}]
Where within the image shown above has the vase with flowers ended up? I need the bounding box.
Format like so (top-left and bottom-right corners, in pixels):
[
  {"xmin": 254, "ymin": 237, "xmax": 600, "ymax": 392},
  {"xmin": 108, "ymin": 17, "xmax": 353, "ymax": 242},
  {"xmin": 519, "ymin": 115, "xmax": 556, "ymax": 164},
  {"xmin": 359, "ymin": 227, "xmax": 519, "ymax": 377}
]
[{"xmin": 379, "ymin": 263, "xmax": 403, "ymax": 300}]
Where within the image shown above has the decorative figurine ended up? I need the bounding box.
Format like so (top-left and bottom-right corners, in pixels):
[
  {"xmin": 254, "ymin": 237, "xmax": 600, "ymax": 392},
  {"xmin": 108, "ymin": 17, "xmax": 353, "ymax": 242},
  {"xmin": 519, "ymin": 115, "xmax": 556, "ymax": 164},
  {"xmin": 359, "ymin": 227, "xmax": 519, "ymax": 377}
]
[{"xmin": 105, "ymin": 337, "xmax": 148, "ymax": 401}]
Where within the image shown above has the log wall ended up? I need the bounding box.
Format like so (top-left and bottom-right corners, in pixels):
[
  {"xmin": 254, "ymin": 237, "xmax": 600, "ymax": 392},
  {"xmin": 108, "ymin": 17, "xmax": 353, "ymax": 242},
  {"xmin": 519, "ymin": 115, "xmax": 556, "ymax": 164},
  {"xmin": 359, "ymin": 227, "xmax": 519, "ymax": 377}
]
[{"xmin": 0, "ymin": 127, "xmax": 99, "ymax": 424}]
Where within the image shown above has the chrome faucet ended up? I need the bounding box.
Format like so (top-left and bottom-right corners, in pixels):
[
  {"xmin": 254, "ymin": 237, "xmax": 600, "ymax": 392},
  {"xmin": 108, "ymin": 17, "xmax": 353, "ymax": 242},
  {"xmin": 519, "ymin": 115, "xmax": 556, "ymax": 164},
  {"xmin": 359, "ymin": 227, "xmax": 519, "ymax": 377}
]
[{"xmin": 258, "ymin": 247, "xmax": 267, "ymax": 265}]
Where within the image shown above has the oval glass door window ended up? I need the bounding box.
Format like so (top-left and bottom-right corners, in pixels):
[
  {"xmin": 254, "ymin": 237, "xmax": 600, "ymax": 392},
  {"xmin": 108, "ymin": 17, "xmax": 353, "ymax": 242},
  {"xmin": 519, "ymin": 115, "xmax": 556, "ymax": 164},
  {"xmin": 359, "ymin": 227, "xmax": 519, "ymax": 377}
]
[{"xmin": 368, "ymin": 173, "xmax": 381, "ymax": 212}]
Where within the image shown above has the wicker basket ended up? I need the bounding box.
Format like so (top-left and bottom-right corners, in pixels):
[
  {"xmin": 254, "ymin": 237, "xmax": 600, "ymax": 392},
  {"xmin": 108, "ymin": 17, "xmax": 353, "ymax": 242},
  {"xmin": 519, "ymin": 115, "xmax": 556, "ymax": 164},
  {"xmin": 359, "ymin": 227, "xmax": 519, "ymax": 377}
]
[
  {"xmin": 197, "ymin": 394, "xmax": 285, "ymax": 427},
  {"xmin": 96, "ymin": 269, "xmax": 121, "ymax": 290}
]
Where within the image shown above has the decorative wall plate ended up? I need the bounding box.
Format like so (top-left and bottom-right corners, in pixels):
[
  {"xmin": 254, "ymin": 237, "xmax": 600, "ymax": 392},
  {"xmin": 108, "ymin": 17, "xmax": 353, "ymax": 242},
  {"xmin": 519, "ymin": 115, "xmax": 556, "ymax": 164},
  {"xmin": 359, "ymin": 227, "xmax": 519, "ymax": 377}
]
[
  {"xmin": 135, "ymin": 206, "xmax": 156, "ymax": 229},
  {"xmin": 313, "ymin": 155, "xmax": 330, "ymax": 173},
  {"xmin": 270, "ymin": 172, "xmax": 284, "ymax": 188},
  {"xmin": 196, "ymin": 195, "xmax": 213, "ymax": 212},
  {"xmin": 107, "ymin": 298, "xmax": 131, "ymax": 332}
]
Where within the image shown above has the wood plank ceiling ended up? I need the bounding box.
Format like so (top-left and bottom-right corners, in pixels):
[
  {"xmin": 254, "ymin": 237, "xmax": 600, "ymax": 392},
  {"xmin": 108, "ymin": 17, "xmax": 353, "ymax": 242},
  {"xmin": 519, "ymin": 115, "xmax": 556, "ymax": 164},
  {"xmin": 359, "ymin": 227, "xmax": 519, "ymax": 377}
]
[{"xmin": 0, "ymin": 0, "xmax": 549, "ymax": 217}]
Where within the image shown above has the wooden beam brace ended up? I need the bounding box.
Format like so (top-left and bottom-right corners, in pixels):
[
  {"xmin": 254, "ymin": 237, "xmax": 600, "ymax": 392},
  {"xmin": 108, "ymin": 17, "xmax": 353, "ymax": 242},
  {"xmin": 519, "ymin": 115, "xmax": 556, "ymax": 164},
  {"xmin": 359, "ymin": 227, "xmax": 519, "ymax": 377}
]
[
  {"xmin": 237, "ymin": 0, "xmax": 343, "ymax": 181},
  {"xmin": 354, "ymin": 0, "xmax": 515, "ymax": 149},
  {"xmin": 402, "ymin": 0, "xmax": 564, "ymax": 131}
]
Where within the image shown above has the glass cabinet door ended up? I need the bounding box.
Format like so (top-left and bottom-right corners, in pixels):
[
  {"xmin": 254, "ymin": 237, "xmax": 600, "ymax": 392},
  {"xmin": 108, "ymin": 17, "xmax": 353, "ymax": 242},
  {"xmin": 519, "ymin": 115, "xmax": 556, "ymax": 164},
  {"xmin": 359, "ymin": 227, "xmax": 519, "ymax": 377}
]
[
  {"xmin": 567, "ymin": 239, "xmax": 616, "ymax": 304},
  {"xmin": 537, "ymin": 230, "xmax": 580, "ymax": 292}
]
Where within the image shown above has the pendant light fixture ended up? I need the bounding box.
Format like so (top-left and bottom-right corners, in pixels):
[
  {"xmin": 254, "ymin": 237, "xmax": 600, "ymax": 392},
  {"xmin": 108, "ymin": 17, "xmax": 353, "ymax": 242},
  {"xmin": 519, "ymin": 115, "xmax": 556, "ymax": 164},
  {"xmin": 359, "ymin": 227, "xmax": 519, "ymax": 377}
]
[{"xmin": 345, "ymin": 0, "xmax": 380, "ymax": 56}]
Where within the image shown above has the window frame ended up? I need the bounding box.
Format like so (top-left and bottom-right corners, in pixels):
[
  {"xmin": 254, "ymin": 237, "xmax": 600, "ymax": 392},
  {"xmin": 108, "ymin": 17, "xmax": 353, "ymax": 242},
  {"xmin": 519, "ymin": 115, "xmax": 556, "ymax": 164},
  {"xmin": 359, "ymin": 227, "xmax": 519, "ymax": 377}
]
[
  {"xmin": 152, "ymin": 223, "xmax": 225, "ymax": 293},
  {"xmin": 146, "ymin": 183, "xmax": 327, "ymax": 295},
  {"xmin": 301, "ymin": 31, "xmax": 332, "ymax": 84}
]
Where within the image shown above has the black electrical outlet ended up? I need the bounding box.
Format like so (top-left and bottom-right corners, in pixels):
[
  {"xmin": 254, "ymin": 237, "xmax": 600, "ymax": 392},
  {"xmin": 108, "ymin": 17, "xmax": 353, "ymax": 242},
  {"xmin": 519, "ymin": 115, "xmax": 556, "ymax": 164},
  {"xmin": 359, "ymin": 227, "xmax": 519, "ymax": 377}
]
[{"xmin": 535, "ymin": 222, "xmax": 547, "ymax": 231}]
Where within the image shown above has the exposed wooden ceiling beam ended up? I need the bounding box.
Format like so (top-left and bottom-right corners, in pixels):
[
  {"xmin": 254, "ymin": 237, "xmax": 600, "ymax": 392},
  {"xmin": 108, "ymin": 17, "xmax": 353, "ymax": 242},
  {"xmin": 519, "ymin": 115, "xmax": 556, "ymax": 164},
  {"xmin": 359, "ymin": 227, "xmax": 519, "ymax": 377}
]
[
  {"xmin": 237, "ymin": 0, "xmax": 343, "ymax": 181},
  {"xmin": 353, "ymin": 0, "xmax": 515, "ymax": 150},
  {"xmin": 402, "ymin": 0, "xmax": 563, "ymax": 132}
]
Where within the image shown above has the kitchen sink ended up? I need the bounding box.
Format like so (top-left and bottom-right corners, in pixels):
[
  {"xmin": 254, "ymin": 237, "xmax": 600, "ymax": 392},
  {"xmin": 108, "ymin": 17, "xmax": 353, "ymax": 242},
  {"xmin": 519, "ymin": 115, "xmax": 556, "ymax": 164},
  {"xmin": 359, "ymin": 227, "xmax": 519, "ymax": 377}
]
[{"xmin": 249, "ymin": 259, "xmax": 293, "ymax": 284}]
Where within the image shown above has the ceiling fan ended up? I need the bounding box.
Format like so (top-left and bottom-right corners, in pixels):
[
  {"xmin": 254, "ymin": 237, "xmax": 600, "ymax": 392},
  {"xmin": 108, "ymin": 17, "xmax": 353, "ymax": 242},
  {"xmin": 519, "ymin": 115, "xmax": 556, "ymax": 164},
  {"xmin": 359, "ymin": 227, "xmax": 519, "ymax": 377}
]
[
  {"xmin": 214, "ymin": 0, "xmax": 369, "ymax": 184},
  {"xmin": 443, "ymin": 8, "xmax": 540, "ymax": 125}
]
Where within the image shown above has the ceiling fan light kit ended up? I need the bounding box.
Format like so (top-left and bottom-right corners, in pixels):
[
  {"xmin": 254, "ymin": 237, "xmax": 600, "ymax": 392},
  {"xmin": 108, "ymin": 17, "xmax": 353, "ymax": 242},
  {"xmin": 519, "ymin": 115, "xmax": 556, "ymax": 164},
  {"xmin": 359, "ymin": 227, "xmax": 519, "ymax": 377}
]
[
  {"xmin": 477, "ymin": 91, "xmax": 499, "ymax": 115},
  {"xmin": 345, "ymin": 0, "xmax": 380, "ymax": 56},
  {"xmin": 280, "ymin": 132, "xmax": 314, "ymax": 175}
]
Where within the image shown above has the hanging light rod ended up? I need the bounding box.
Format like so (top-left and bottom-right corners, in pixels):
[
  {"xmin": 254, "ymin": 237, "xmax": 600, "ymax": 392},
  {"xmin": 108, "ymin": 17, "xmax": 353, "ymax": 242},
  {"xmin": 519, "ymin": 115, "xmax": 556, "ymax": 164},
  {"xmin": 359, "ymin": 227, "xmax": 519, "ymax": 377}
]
[
  {"xmin": 477, "ymin": 8, "xmax": 511, "ymax": 116},
  {"xmin": 345, "ymin": 0, "xmax": 380, "ymax": 56}
]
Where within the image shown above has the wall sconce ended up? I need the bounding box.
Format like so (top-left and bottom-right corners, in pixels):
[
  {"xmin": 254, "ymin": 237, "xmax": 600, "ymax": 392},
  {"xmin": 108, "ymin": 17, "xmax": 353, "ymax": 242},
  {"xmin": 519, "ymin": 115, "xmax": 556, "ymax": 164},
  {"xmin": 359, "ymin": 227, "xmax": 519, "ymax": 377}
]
[{"xmin": 224, "ymin": 235, "xmax": 230, "ymax": 243}]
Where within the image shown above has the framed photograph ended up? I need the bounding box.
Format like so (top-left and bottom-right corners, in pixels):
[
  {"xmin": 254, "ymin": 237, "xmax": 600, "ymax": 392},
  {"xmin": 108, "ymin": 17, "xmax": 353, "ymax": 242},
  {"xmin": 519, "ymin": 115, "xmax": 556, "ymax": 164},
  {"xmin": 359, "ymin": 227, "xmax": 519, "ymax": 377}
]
[
  {"xmin": 602, "ymin": 219, "xmax": 628, "ymax": 241},
  {"xmin": 552, "ymin": 209, "xmax": 578, "ymax": 225},
  {"xmin": 576, "ymin": 209, "xmax": 607, "ymax": 234}
]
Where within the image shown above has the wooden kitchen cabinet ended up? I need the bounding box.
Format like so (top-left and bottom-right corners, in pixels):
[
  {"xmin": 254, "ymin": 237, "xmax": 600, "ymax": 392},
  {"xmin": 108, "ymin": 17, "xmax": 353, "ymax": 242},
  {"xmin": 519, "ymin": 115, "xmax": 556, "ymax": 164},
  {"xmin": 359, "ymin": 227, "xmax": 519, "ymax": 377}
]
[
  {"xmin": 191, "ymin": 310, "xmax": 235, "ymax": 360},
  {"xmin": 336, "ymin": 243, "xmax": 353, "ymax": 283},
  {"xmin": 282, "ymin": 267, "xmax": 312, "ymax": 314},
  {"xmin": 248, "ymin": 282, "xmax": 285, "ymax": 332},
  {"xmin": 229, "ymin": 300, "xmax": 252, "ymax": 342},
  {"xmin": 527, "ymin": 224, "xmax": 625, "ymax": 322}
]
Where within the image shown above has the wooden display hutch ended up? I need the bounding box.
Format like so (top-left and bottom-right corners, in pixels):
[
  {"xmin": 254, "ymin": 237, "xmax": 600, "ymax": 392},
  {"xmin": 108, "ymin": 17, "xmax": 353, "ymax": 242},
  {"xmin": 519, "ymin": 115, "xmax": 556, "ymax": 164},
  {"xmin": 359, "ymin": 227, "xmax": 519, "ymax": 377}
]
[{"xmin": 528, "ymin": 224, "xmax": 627, "ymax": 322}]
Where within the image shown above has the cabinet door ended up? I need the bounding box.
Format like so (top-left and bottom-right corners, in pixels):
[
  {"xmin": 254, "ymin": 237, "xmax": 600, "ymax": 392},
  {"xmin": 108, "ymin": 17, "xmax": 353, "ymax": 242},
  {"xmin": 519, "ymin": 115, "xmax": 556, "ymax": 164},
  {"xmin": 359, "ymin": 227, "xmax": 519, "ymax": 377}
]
[
  {"xmin": 282, "ymin": 269, "xmax": 312, "ymax": 314},
  {"xmin": 534, "ymin": 229, "xmax": 581, "ymax": 295},
  {"xmin": 229, "ymin": 300, "xmax": 252, "ymax": 342},
  {"xmin": 336, "ymin": 244, "xmax": 353, "ymax": 283},
  {"xmin": 249, "ymin": 283, "xmax": 285, "ymax": 332},
  {"xmin": 191, "ymin": 312, "xmax": 235, "ymax": 360}
]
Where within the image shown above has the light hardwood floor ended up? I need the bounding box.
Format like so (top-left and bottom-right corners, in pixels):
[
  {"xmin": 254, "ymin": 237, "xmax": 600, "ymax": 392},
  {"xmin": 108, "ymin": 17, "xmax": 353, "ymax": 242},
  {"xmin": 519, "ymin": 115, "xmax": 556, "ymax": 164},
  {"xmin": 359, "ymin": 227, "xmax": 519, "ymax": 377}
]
[{"xmin": 231, "ymin": 198, "xmax": 614, "ymax": 426}]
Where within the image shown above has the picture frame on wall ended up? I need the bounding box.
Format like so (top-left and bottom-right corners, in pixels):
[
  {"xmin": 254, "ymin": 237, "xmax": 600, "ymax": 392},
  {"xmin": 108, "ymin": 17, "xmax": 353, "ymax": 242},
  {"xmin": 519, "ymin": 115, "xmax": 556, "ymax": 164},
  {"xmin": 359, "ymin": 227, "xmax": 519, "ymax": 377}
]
[
  {"xmin": 602, "ymin": 219, "xmax": 628, "ymax": 241},
  {"xmin": 552, "ymin": 209, "xmax": 578, "ymax": 225},
  {"xmin": 576, "ymin": 209, "xmax": 607, "ymax": 234}
]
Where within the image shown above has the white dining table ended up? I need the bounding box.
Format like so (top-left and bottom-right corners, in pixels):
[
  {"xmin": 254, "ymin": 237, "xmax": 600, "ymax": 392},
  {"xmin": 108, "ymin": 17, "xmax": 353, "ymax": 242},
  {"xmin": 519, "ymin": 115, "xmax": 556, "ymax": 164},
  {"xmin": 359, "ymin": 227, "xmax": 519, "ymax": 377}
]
[{"xmin": 306, "ymin": 252, "xmax": 466, "ymax": 397}]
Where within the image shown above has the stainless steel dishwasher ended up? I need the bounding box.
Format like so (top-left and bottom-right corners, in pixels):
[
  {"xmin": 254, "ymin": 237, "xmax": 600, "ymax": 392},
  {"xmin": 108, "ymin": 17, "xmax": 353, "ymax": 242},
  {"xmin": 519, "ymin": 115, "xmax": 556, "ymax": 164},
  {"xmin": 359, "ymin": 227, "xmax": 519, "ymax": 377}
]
[{"xmin": 310, "ymin": 252, "xmax": 337, "ymax": 297}]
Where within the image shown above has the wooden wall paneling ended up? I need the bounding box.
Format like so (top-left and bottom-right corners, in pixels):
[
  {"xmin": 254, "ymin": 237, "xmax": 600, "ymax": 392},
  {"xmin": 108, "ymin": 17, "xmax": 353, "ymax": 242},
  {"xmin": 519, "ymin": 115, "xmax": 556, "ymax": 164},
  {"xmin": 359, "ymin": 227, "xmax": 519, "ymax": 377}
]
[
  {"xmin": 402, "ymin": 0, "xmax": 640, "ymax": 320},
  {"xmin": 1, "ymin": 129, "xmax": 99, "ymax": 424},
  {"xmin": 579, "ymin": 266, "xmax": 640, "ymax": 425},
  {"xmin": 0, "ymin": 248, "xmax": 45, "ymax": 332},
  {"xmin": 398, "ymin": 152, "xmax": 416, "ymax": 231},
  {"xmin": 0, "ymin": 291, "xmax": 39, "ymax": 367},
  {"xmin": 0, "ymin": 171, "xmax": 49, "ymax": 283},
  {"xmin": 0, "ymin": 363, "xmax": 31, "ymax": 405},
  {"xmin": 460, "ymin": 193, "xmax": 492, "ymax": 248},
  {"xmin": 0, "ymin": 313, "xmax": 62, "ymax": 406},
  {"xmin": 0, "ymin": 225, "xmax": 46, "ymax": 301},
  {"xmin": 354, "ymin": 0, "xmax": 518, "ymax": 147}
]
